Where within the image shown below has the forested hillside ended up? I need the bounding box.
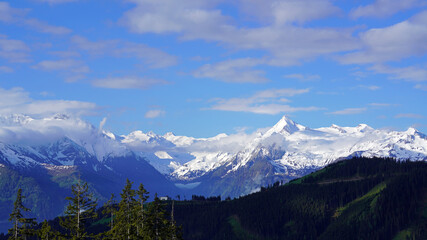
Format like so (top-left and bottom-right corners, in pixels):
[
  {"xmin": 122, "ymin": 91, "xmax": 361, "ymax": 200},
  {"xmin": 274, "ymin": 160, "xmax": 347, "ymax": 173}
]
[
  {"xmin": 1, "ymin": 157, "xmax": 425, "ymax": 239},
  {"xmin": 172, "ymin": 157, "xmax": 426, "ymax": 240}
]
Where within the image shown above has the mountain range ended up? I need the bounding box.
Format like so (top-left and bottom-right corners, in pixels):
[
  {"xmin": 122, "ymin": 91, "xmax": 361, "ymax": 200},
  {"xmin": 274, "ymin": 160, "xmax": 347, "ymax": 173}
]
[{"xmin": 0, "ymin": 113, "xmax": 426, "ymax": 232}]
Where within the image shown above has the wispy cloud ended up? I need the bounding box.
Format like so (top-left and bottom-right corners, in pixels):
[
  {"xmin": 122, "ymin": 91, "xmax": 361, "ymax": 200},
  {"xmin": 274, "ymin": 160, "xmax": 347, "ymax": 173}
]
[
  {"xmin": 36, "ymin": 0, "xmax": 79, "ymax": 4},
  {"xmin": 0, "ymin": 35, "xmax": 30, "ymax": 63},
  {"xmin": 32, "ymin": 59, "xmax": 89, "ymax": 73},
  {"xmin": 209, "ymin": 88, "xmax": 322, "ymax": 115},
  {"xmin": 22, "ymin": 18, "xmax": 71, "ymax": 35},
  {"xmin": 369, "ymin": 103, "xmax": 397, "ymax": 107},
  {"xmin": 284, "ymin": 73, "xmax": 321, "ymax": 82},
  {"xmin": 0, "ymin": 2, "xmax": 71, "ymax": 34},
  {"xmin": 193, "ymin": 58, "xmax": 268, "ymax": 83},
  {"xmin": 415, "ymin": 84, "xmax": 427, "ymax": 91},
  {"xmin": 145, "ymin": 109, "xmax": 166, "ymax": 119},
  {"xmin": 239, "ymin": 0, "xmax": 341, "ymax": 25},
  {"xmin": 357, "ymin": 85, "xmax": 381, "ymax": 91},
  {"xmin": 121, "ymin": 0, "xmax": 359, "ymax": 66},
  {"xmin": 371, "ymin": 64, "xmax": 427, "ymax": 82},
  {"xmin": 350, "ymin": 0, "xmax": 423, "ymax": 19},
  {"xmin": 91, "ymin": 77, "xmax": 169, "ymax": 90},
  {"xmin": 0, "ymin": 87, "xmax": 97, "ymax": 117},
  {"xmin": 328, "ymin": 107, "xmax": 367, "ymax": 115},
  {"xmin": 395, "ymin": 113, "xmax": 424, "ymax": 119},
  {"xmin": 0, "ymin": 66, "xmax": 13, "ymax": 73},
  {"xmin": 49, "ymin": 51, "xmax": 81, "ymax": 58},
  {"xmin": 71, "ymin": 36, "xmax": 178, "ymax": 68},
  {"xmin": 340, "ymin": 11, "xmax": 427, "ymax": 64}
]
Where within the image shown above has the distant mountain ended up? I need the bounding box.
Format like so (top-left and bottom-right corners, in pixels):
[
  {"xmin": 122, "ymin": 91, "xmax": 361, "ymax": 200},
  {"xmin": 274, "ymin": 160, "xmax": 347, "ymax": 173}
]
[
  {"xmin": 0, "ymin": 114, "xmax": 179, "ymax": 233},
  {"xmin": 1, "ymin": 113, "xmax": 427, "ymax": 232},
  {"xmin": 126, "ymin": 115, "xmax": 427, "ymax": 197}
]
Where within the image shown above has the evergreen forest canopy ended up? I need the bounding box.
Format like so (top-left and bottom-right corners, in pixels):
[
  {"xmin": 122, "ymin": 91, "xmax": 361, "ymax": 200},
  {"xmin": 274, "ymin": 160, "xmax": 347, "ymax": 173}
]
[
  {"xmin": 0, "ymin": 157, "xmax": 426, "ymax": 239},
  {"xmin": 1, "ymin": 179, "xmax": 182, "ymax": 239}
]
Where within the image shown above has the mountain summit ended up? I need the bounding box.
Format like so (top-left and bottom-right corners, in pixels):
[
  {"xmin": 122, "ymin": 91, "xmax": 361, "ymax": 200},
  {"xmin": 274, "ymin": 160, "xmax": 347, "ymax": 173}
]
[{"xmin": 263, "ymin": 115, "xmax": 306, "ymax": 137}]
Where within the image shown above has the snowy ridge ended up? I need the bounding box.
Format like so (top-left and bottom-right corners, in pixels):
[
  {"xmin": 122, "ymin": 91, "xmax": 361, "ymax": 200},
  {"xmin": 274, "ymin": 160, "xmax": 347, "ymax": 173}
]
[
  {"xmin": 0, "ymin": 114, "xmax": 426, "ymax": 188},
  {"xmin": 155, "ymin": 116, "xmax": 427, "ymax": 181}
]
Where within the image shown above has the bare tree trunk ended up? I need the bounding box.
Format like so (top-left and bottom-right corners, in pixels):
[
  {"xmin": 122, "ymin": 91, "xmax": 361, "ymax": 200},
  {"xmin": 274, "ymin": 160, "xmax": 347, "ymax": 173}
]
[
  {"xmin": 14, "ymin": 220, "xmax": 18, "ymax": 239},
  {"xmin": 141, "ymin": 199, "xmax": 144, "ymax": 235},
  {"xmin": 77, "ymin": 187, "xmax": 80, "ymax": 239}
]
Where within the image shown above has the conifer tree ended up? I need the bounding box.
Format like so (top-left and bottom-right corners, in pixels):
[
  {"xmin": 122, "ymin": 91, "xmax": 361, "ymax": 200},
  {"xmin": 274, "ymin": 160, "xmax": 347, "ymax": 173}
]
[
  {"xmin": 38, "ymin": 220, "xmax": 60, "ymax": 240},
  {"xmin": 102, "ymin": 194, "xmax": 117, "ymax": 235},
  {"xmin": 135, "ymin": 183, "xmax": 149, "ymax": 237},
  {"xmin": 8, "ymin": 188, "xmax": 36, "ymax": 240},
  {"xmin": 143, "ymin": 194, "xmax": 169, "ymax": 240},
  {"xmin": 168, "ymin": 200, "xmax": 183, "ymax": 240},
  {"xmin": 165, "ymin": 200, "xmax": 183, "ymax": 240},
  {"xmin": 60, "ymin": 179, "xmax": 97, "ymax": 239},
  {"xmin": 113, "ymin": 179, "xmax": 137, "ymax": 239}
]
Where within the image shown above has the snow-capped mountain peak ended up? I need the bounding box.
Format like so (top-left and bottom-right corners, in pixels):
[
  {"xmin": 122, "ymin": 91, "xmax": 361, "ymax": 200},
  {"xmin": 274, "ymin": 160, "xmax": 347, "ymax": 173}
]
[
  {"xmin": 263, "ymin": 115, "xmax": 306, "ymax": 137},
  {"xmin": 0, "ymin": 114, "xmax": 34, "ymax": 126},
  {"xmin": 355, "ymin": 123, "xmax": 373, "ymax": 132},
  {"xmin": 1, "ymin": 114, "xmax": 426, "ymax": 198}
]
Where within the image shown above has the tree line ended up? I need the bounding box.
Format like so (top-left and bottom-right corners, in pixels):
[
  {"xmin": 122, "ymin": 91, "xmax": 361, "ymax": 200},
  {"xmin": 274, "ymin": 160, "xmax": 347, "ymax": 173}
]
[{"xmin": 5, "ymin": 179, "xmax": 182, "ymax": 240}]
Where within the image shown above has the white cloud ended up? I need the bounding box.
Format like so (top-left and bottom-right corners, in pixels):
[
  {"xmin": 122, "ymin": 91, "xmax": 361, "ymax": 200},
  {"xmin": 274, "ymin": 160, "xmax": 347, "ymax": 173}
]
[
  {"xmin": 284, "ymin": 73, "xmax": 320, "ymax": 82},
  {"xmin": 0, "ymin": 66, "xmax": 13, "ymax": 73},
  {"xmin": 0, "ymin": 2, "xmax": 71, "ymax": 34},
  {"xmin": 0, "ymin": 36, "xmax": 30, "ymax": 62},
  {"xmin": 209, "ymin": 88, "xmax": 322, "ymax": 115},
  {"xmin": 193, "ymin": 58, "xmax": 268, "ymax": 83},
  {"xmin": 0, "ymin": 87, "xmax": 97, "ymax": 117},
  {"xmin": 0, "ymin": 115, "xmax": 118, "ymax": 148},
  {"xmin": 32, "ymin": 59, "xmax": 89, "ymax": 73},
  {"xmin": 371, "ymin": 64, "xmax": 427, "ymax": 82},
  {"xmin": 71, "ymin": 36, "xmax": 177, "ymax": 68},
  {"xmin": 22, "ymin": 18, "xmax": 71, "ymax": 35},
  {"xmin": 0, "ymin": 2, "xmax": 27, "ymax": 22},
  {"xmin": 369, "ymin": 103, "xmax": 395, "ymax": 107},
  {"xmin": 415, "ymin": 84, "xmax": 427, "ymax": 91},
  {"xmin": 121, "ymin": 0, "xmax": 359, "ymax": 66},
  {"xmin": 121, "ymin": 0, "xmax": 227, "ymax": 34},
  {"xmin": 91, "ymin": 77, "xmax": 169, "ymax": 90},
  {"xmin": 36, "ymin": 0, "xmax": 79, "ymax": 4},
  {"xmin": 145, "ymin": 109, "xmax": 165, "ymax": 119},
  {"xmin": 329, "ymin": 107, "xmax": 367, "ymax": 115},
  {"xmin": 186, "ymin": 132, "xmax": 257, "ymax": 153},
  {"xmin": 239, "ymin": 0, "xmax": 341, "ymax": 25},
  {"xmin": 340, "ymin": 11, "xmax": 427, "ymax": 64},
  {"xmin": 350, "ymin": 0, "xmax": 422, "ymax": 19},
  {"xmin": 49, "ymin": 50, "xmax": 81, "ymax": 58},
  {"xmin": 395, "ymin": 113, "xmax": 424, "ymax": 119},
  {"xmin": 99, "ymin": 117, "xmax": 107, "ymax": 130},
  {"xmin": 357, "ymin": 85, "xmax": 381, "ymax": 91}
]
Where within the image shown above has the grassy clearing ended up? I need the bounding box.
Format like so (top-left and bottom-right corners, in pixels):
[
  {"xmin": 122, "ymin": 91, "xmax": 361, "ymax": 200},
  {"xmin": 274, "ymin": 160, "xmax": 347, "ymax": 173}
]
[{"xmin": 334, "ymin": 181, "xmax": 386, "ymax": 218}]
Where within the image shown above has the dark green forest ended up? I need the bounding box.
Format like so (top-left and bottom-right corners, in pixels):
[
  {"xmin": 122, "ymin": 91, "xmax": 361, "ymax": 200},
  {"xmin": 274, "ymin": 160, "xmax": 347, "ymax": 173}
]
[
  {"xmin": 172, "ymin": 157, "xmax": 427, "ymax": 240},
  {"xmin": 1, "ymin": 179, "xmax": 182, "ymax": 239},
  {"xmin": 1, "ymin": 157, "xmax": 426, "ymax": 239}
]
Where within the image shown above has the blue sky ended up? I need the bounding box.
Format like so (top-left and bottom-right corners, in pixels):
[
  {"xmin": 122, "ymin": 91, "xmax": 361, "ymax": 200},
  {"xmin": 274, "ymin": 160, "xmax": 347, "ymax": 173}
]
[{"xmin": 0, "ymin": 0, "xmax": 426, "ymax": 137}]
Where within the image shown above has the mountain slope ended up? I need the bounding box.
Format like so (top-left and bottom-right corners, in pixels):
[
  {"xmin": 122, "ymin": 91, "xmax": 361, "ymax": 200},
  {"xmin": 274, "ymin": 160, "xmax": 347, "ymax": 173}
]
[
  {"xmin": 0, "ymin": 115, "xmax": 180, "ymax": 233},
  {"xmin": 171, "ymin": 157, "xmax": 427, "ymax": 240},
  {"xmin": 2, "ymin": 113, "xmax": 427, "ymax": 200},
  {"xmin": 156, "ymin": 116, "xmax": 427, "ymax": 197}
]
